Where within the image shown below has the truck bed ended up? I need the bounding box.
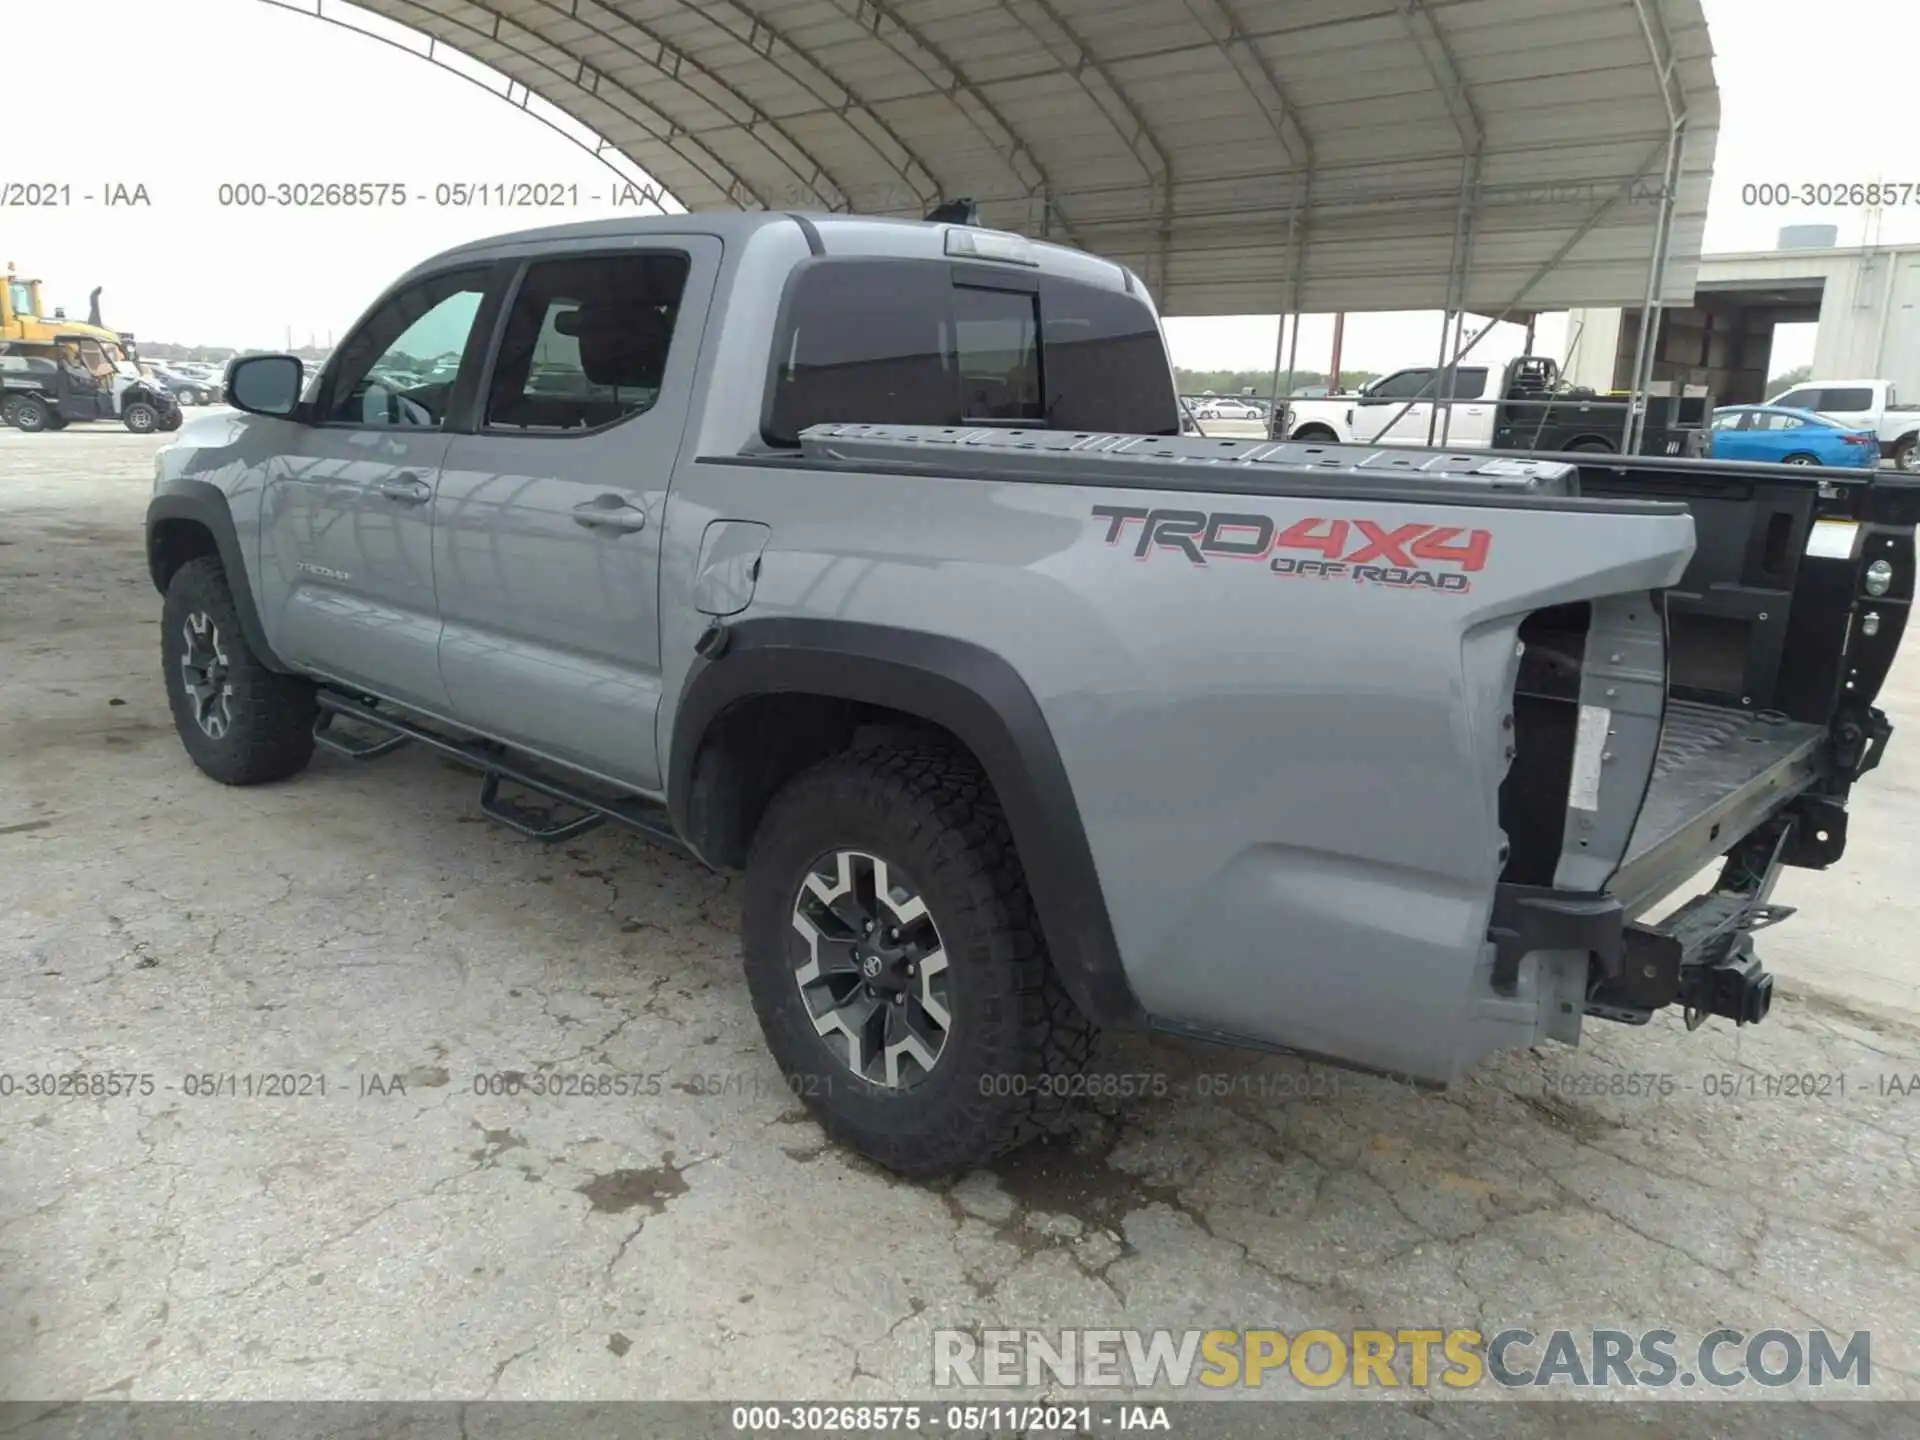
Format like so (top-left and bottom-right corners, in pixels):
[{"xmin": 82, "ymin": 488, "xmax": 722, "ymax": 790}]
[{"xmin": 1613, "ymin": 700, "xmax": 1827, "ymax": 914}]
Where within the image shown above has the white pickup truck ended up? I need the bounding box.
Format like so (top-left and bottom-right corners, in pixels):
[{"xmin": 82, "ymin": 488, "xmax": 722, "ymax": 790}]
[
  {"xmin": 1278, "ymin": 364, "xmax": 1502, "ymax": 446},
  {"xmin": 1766, "ymin": 379, "xmax": 1920, "ymax": 471},
  {"xmin": 1278, "ymin": 357, "xmax": 1711, "ymax": 458}
]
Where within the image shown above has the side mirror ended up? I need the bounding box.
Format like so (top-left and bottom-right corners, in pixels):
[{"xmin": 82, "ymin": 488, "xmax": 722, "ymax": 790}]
[{"xmin": 227, "ymin": 354, "xmax": 304, "ymax": 418}]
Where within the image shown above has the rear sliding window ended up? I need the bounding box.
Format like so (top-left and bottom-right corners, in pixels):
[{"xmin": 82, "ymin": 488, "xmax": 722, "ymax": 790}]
[{"xmin": 762, "ymin": 257, "xmax": 1178, "ymax": 446}]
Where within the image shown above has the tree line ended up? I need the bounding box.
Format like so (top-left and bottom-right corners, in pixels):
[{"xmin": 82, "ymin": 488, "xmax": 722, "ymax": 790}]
[{"xmin": 1175, "ymin": 368, "xmax": 1380, "ymax": 396}]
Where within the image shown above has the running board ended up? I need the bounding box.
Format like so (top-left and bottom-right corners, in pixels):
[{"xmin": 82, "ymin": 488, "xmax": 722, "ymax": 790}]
[{"xmin": 312, "ymin": 694, "xmax": 686, "ymax": 852}]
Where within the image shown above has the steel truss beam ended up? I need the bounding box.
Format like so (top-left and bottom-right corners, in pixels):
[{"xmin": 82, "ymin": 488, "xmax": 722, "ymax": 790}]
[
  {"xmin": 691, "ymin": 0, "xmax": 941, "ymax": 212},
  {"xmin": 559, "ymin": 0, "xmax": 858, "ymax": 210},
  {"xmin": 836, "ymin": 0, "xmax": 1082, "ymax": 242},
  {"xmin": 261, "ymin": 0, "xmax": 666, "ymax": 198},
  {"xmin": 993, "ymin": 0, "xmax": 1175, "ymax": 290},
  {"xmin": 340, "ymin": 0, "xmax": 767, "ymax": 205}
]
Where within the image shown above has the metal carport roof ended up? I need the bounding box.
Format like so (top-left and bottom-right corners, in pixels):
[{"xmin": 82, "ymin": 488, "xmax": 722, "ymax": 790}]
[{"xmin": 282, "ymin": 0, "xmax": 1718, "ymax": 319}]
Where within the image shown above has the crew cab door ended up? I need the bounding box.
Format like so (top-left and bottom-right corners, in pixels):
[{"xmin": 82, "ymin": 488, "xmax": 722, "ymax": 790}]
[
  {"xmin": 1431, "ymin": 365, "xmax": 1495, "ymax": 446},
  {"xmin": 1351, "ymin": 367, "xmax": 1434, "ymax": 443},
  {"xmin": 256, "ymin": 264, "xmax": 502, "ymax": 711},
  {"xmin": 431, "ymin": 237, "xmax": 719, "ymax": 793}
]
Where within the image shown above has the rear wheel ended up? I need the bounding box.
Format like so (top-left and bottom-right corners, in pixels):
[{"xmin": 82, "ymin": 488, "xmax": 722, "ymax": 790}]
[
  {"xmin": 1292, "ymin": 425, "xmax": 1339, "ymax": 443},
  {"xmin": 8, "ymin": 396, "xmax": 50, "ymax": 432},
  {"xmin": 1567, "ymin": 438, "xmax": 1615, "ymax": 453},
  {"xmin": 742, "ymin": 743, "xmax": 1094, "ymax": 1177},
  {"xmin": 123, "ymin": 400, "xmax": 159, "ymax": 433},
  {"xmin": 1894, "ymin": 436, "xmax": 1918, "ymax": 473},
  {"xmin": 1783, "ymin": 452, "xmax": 1820, "ymax": 465},
  {"xmin": 161, "ymin": 557, "xmax": 318, "ymax": 785}
]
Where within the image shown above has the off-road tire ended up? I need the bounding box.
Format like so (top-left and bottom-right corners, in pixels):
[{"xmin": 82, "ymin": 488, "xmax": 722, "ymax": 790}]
[
  {"xmin": 159, "ymin": 410, "xmax": 183, "ymax": 433},
  {"xmin": 742, "ymin": 743, "xmax": 1095, "ymax": 1177},
  {"xmin": 8, "ymin": 396, "xmax": 50, "ymax": 432},
  {"xmin": 161, "ymin": 556, "xmax": 318, "ymax": 785},
  {"xmin": 123, "ymin": 401, "xmax": 159, "ymax": 433}
]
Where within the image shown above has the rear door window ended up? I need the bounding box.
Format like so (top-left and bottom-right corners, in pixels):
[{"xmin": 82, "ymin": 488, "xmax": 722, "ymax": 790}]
[
  {"xmin": 1818, "ymin": 387, "xmax": 1873, "ymax": 412},
  {"xmin": 484, "ymin": 251, "xmax": 691, "ymax": 433},
  {"xmin": 1438, "ymin": 367, "xmax": 1490, "ymax": 400},
  {"xmin": 763, "ymin": 258, "xmax": 1176, "ymax": 444}
]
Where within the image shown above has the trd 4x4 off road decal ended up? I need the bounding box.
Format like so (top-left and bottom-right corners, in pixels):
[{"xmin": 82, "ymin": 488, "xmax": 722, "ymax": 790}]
[{"xmin": 1091, "ymin": 505, "xmax": 1490, "ymax": 594}]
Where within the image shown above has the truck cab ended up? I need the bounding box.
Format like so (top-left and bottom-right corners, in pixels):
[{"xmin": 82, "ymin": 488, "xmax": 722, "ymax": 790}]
[{"xmin": 1278, "ymin": 364, "xmax": 1499, "ymax": 445}]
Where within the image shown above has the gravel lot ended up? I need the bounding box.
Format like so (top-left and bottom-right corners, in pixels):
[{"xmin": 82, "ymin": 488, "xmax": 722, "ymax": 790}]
[{"xmin": 4, "ymin": 426, "xmax": 1920, "ymax": 1427}]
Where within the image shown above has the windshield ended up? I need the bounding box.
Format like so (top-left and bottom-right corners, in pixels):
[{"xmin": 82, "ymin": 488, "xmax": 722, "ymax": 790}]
[{"xmin": 7, "ymin": 281, "xmax": 33, "ymax": 318}]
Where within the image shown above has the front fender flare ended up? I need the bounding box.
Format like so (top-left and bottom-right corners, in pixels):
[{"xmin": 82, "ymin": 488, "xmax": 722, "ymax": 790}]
[{"xmin": 146, "ymin": 481, "xmax": 289, "ymax": 672}]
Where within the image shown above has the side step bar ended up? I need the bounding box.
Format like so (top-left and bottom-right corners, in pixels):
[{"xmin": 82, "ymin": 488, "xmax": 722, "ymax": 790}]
[{"xmin": 312, "ymin": 693, "xmax": 687, "ymax": 853}]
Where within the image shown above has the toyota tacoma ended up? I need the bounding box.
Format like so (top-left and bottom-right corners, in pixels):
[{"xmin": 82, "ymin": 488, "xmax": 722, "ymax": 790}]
[{"xmin": 146, "ymin": 211, "xmax": 1914, "ymax": 1175}]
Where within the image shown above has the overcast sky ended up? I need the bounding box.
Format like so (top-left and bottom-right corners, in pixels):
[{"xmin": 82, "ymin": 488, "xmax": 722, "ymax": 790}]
[{"xmin": 11, "ymin": 0, "xmax": 1911, "ymax": 375}]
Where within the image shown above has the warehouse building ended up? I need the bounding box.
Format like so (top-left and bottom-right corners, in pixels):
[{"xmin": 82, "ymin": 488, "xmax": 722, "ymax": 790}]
[{"xmin": 1564, "ymin": 225, "xmax": 1920, "ymax": 404}]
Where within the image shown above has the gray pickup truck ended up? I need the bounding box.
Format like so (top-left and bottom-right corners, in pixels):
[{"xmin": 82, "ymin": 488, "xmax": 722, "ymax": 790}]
[{"xmin": 147, "ymin": 211, "xmax": 1914, "ymax": 1176}]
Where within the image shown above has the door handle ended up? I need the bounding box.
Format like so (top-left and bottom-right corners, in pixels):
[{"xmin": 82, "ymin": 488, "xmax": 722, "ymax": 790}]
[
  {"xmin": 376, "ymin": 473, "xmax": 432, "ymax": 505},
  {"xmin": 572, "ymin": 494, "xmax": 649, "ymax": 534}
]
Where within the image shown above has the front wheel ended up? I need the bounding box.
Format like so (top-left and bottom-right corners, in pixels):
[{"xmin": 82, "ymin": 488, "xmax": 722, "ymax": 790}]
[
  {"xmin": 123, "ymin": 401, "xmax": 158, "ymax": 433},
  {"xmin": 161, "ymin": 557, "xmax": 318, "ymax": 784},
  {"xmin": 742, "ymin": 744, "xmax": 1095, "ymax": 1177}
]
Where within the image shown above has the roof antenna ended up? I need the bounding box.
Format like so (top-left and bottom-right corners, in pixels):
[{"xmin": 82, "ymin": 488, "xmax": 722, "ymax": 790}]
[{"xmin": 924, "ymin": 198, "xmax": 980, "ymax": 226}]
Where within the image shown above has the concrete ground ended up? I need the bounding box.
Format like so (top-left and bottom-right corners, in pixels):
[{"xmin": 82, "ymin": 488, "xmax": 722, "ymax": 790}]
[{"xmin": 4, "ymin": 427, "xmax": 1920, "ymax": 1422}]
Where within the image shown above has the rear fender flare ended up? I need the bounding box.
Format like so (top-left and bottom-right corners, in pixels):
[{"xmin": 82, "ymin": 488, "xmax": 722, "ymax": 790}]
[{"xmin": 667, "ymin": 619, "xmax": 1143, "ymax": 1028}]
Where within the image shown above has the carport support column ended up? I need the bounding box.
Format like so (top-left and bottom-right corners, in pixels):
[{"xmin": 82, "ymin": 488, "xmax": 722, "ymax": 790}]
[
  {"xmin": 1432, "ymin": 149, "xmax": 1482, "ymax": 445},
  {"xmin": 1267, "ymin": 176, "xmax": 1311, "ymax": 413},
  {"xmin": 1623, "ymin": 118, "xmax": 1689, "ymax": 453}
]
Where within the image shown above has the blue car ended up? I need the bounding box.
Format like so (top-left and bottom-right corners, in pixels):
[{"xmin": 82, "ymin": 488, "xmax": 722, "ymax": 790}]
[{"xmin": 1708, "ymin": 404, "xmax": 1880, "ymax": 469}]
